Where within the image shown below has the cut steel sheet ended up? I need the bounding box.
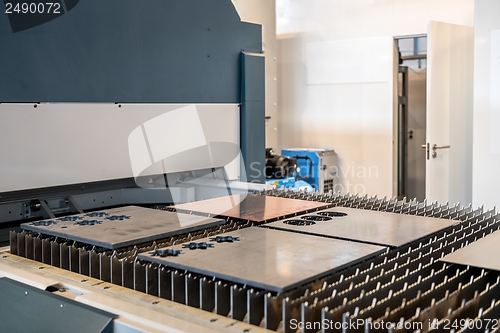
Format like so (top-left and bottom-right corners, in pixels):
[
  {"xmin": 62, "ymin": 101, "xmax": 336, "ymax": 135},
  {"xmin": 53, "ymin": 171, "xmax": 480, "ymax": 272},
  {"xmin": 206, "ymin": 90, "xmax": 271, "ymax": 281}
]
[
  {"xmin": 172, "ymin": 194, "xmax": 330, "ymax": 223},
  {"xmin": 21, "ymin": 206, "xmax": 224, "ymax": 249},
  {"xmin": 138, "ymin": 227, "xmax": 386, "ymax": 293}
]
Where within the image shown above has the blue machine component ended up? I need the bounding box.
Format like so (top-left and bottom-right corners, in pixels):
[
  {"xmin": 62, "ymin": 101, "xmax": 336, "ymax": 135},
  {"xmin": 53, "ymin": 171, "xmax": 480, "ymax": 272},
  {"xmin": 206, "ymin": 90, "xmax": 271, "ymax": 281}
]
[
  {"xmin": 265, "ymin": 177, "xmax": 314, "ymax": 192},
  {"xmin": 293, "ymin": 180, "xmax": 314, "ymax": 192},
  {"xmin": 265, "ymin": 177, "xmax": 295, "ymax": 189},
  {"xmin": 281, "ymin": 148, "xmax": 338, "ymax": 193}
]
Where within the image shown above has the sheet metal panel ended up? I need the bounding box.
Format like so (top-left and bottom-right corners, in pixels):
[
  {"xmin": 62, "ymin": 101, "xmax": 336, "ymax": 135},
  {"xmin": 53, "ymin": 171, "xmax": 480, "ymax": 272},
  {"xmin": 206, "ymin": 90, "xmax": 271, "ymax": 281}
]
[
  {"xmin": 441, "ymin": 230, "xmax": 500, "ymax": 271},
  {"xmin": 0, "ymin": 103, "xmax": 240, "ymax": 193},
  {"xmin": 0, "ymin": 277, "xmax": 116, "ymax": 333},
  {"xmin": 21, "ymin": 206, "xmax": 224, "ymax": 249},
  {"xmin": 266, "ymin": 207, "xmax": 458, "ymax": 247},
  {"xmin": 173, "ymin": 194, "xmax": 330, "ymax": 223},
  {"xmin": 138, "ymin": 227, "xmax": 386, "ymax": 293}
]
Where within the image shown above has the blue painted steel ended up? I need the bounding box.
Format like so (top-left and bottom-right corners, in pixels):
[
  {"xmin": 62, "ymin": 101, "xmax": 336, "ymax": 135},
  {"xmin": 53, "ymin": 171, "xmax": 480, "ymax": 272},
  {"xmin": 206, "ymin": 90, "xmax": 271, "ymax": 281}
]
[
  {"xmin": 281, "ymin": 148, "xmax": 337, "ymax": 191},
  {"xmin": 265, "ymin": 176, "xmax": 295, "ymax": 189},
  {"xmin": 0, "ymin": 0, "xmax": 261, "ymax": 103},
  {"xmin": 0, "ymin": 277, "xmax": 116, "ymax": 333},
  {"xmin": 241, "ymin": 52, "xmax": 265, "ymax": 183}
]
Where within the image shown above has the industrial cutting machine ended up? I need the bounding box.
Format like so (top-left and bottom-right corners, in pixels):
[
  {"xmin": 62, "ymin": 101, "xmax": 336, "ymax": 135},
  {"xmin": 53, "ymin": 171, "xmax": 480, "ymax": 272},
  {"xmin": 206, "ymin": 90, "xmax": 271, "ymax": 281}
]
[
  {"xmin": 4, "ymin": 191, "xmax": 500, "ymax": 333},
  {"xmin": 2, "ymin": 1, "xmax": 500, "ymax": 332}
]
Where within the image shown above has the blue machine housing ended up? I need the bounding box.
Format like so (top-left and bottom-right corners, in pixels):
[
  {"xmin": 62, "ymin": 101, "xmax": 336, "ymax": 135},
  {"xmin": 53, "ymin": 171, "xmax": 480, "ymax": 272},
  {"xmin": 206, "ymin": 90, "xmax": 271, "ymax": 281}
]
[
  {"xmin": 265, "ymin": 177, "xmax": 314, "ymax": 192},
  {"xmin": 265, "ymin": 177, "xmax": 295, "ymax": 189},
  {"xmin": 281, "ymin": 148, "xmax": 338, "ymax": 193}
]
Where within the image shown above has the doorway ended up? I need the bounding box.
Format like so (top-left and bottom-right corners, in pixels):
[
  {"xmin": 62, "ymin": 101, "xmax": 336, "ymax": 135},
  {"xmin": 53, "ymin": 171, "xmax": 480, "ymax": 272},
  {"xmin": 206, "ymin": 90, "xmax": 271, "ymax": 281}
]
[{"xmin": 396, "ymin": 35, "xmax": 427, "ymax": 202}]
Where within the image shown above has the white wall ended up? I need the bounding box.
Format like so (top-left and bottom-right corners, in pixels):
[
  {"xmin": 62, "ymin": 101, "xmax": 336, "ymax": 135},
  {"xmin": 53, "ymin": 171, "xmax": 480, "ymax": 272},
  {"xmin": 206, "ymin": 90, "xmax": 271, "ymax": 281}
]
[
  {"xmin": 232, "ymin": 0, "xmax": 278, "ymax": 150},
  {"xmin": 276, "ymin": 0, "xmax": 474, "ymax": 197},
  {"xmin": 277, "ymin": 0, "xmax": 474, "ymax": 38},
  {"xmin": 473, "ymin": 0, "xmax": 500, "ymax": 209}
]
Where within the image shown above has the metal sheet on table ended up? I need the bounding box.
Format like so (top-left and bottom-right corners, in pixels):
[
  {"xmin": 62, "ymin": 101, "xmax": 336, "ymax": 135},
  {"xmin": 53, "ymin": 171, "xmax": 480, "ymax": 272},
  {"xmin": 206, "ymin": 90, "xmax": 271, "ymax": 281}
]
[
  {"xmin": 441, "ymin": 231, "xmax": 500, "ymax": 271},
  {"xmin": 266, "ymin": 207, "xmax": 459, "ymax": 247},
  {"xmin": 21, "ymin": 206, "xmax": 224, "ymax": 249},
  {"xmin": 138, "ymin": 227, "xmax": 386, "ymax": 293},
  {"xmin": 173, "ymin": 194, "xmax": 330, "ymax": 223}
]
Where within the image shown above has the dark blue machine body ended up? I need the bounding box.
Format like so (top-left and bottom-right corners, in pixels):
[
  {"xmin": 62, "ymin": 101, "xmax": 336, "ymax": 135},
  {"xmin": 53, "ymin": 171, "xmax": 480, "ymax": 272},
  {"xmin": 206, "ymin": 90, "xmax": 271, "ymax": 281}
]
[
  {"xmin": 0, "ymin": 0, "xmax": 261, "ymax": 104},
  {"xmin": 0, "ymin": 0, "xmax": 265, "ymax": 183}
]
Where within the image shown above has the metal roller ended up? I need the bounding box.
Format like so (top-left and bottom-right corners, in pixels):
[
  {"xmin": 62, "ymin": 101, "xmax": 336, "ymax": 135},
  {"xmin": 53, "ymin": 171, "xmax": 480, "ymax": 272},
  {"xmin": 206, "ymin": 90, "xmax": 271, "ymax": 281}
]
[
  {"xmin": 247, "ymin": 289, "xmax": 265, "ymax": 326},
  {"xmin": 265, "ymin": 293, "xmax": 283, "ymax": 330},
  {"xmin": 200, "ymin": 277, "xmax": 215, "ymax": 312},
  {"xmin": 146, "ymin": 263, "xmax": 159, "ymax": 296},
  {"xmin": 79, "ymin": 247, "xmax": 90, "ymax": 276},
  {"xmin": 215, "ymin": 281, "xmax": 231, "ymax": 316},
  {"xmin": 133, "ymin": 259, "xmax": 146, "ymax": 293},
  {"xmin": 110, "ymin": 255, "xmax": 122, "ymax": 286},
  {"xmin": 33, "ymin": 235, "xmax": 42, "ymax": 262},
  {"xmin": 172, "ymin": 270, "xmax": 186, "ymax": 304},
  {"xmin": 89, "ymin": 249, "xmax": 99, "ymax": 279},
  {"xmin": 122, "ymin": 258, "xmax": 134, "ymax": 289},
  {"xmin": 99, "ymin": 252, "xmax": 111, "ymax": 282},
  {"xmin": 231, "ymin": 285, "xmax": 247, "ymax": 321},
  {"xmin": 158, "ymin": 266, "xmax": 172, "ymax": 300},
  {"xmin": 185, "ymin": 273, "xmax": 200, "ymax": 308},
  {"xmin": 41, "ymin": 238, "xmax": 51, "ymax": 264}
]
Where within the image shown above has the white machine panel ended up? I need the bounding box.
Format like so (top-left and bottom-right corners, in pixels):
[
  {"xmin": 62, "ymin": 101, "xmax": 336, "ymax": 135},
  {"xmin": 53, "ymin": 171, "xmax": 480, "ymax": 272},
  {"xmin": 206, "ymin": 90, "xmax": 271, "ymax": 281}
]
[{"xmin": 0, "ymin": 103, "xmax": 240, "ymax": 193}]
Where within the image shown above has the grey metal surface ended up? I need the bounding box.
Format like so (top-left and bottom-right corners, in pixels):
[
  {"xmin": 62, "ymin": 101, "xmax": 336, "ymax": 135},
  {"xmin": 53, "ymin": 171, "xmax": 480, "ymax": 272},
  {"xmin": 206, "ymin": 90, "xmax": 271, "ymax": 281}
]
[
  {"xmin": 0, "ymin": 277, "xmax": 116, "ymax": 333},
  {"xmin": 441, "ymin": 230, "xmax": 500, "ymax": 271},
  {"xmin": 266, "ymin": 207, "xmax": 459, "ymax": 247},
  {"xmin": 138, "ymin": 227, "xmax": 386, "ymax": 293},
  {"xmin": 21, "ymin": 206, "xmax": 224, "ymax": 249}
]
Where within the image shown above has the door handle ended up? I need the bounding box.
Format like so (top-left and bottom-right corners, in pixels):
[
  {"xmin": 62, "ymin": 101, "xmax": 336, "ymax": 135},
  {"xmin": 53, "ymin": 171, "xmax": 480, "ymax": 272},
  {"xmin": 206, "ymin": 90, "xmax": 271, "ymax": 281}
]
[
  {"xmin": 432, "ymin": 144, "xmax": 450, "ymax": 150},
  {"xmin": 431, "ymin": 144, "xmax": 450, "ymax": 158},
  {"xmin": 421, "ymin": 144, "xmax": 450, "ymax": 159}
]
